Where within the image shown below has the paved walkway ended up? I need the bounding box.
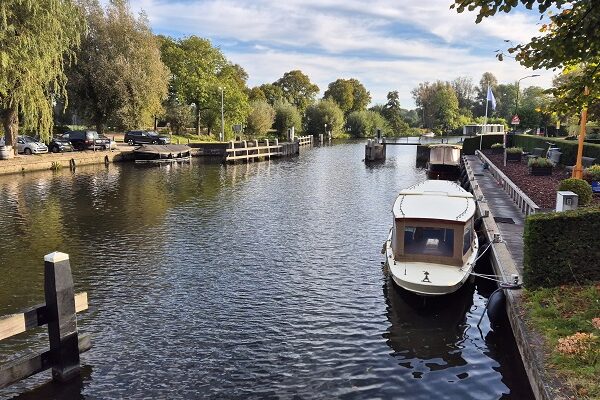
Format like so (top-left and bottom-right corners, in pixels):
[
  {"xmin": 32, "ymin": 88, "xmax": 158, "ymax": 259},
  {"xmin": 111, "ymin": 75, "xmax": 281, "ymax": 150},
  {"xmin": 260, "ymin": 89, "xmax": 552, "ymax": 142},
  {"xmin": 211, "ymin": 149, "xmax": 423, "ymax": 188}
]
[{"xmin": 464, "ymin": 155, "xmax": 525, "ymax": 273}]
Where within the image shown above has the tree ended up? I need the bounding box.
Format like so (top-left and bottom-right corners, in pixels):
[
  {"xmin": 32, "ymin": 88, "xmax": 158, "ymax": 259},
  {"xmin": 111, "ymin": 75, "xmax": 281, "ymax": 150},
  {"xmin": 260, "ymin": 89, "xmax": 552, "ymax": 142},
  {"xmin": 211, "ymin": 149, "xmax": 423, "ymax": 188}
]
[
  {"xmin": 323, "ymin": 78, "xmax": 371, "ymax": 115},
  {"xmin": 164, "ymin": 99, "xmax": 193, "ymax": 135},
  {"xmin": 303, "ymin": 99, "xmax": 344, "ymax": 137},
  {"xmin": 273, "ymin": 101, "xmax": 301, "ymax": 136},
  {"xmin": 452, "ymin": 0, "xmax": 600, "ymax": 111},
  {"xmin": 473, "ymin": 72, "xmax": 499, "ymax": 117},
  {"xmin": 246, "ymin": 100, "xmax": 275, "ymax": 136},
  {"xmin": 451, "ymin": 76, "xmax": 475, "ymax": 110},
  {"xmin": 258, "ymin": 83, "xmax": 284, "ymax": 106},
  {"xmin": 382, "ymin": 91, "xmax": 409, "ymax": 134},
  {"xmin": 68, "ymin": 0, "xmax": 168, "ymax": 134},
  {"xmin": 274, "ymin": 70, "xmax": 319, "ymax": 113},
  {"xmin": 248, "ymin": 87, "xmax": 266, "ymax": 102},
  {"xmin": 412, "ymin": 81, "xmax": 460, "ymax": 133},
  {"xmin": 0, "ymin": 0, "xmax": 83, "ymax": 150},
  {"xmin": 345, "ymin": 110, "xmax": 390, "ymax": 138}
]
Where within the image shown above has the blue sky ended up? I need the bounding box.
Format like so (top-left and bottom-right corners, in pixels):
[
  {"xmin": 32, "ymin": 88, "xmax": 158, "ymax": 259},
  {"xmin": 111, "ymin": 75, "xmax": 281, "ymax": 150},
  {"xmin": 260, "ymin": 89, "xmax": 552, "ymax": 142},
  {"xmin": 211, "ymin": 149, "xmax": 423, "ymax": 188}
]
[{"xmin": 127, "ymin": 0, "xmax": 555, "ymax": 108}]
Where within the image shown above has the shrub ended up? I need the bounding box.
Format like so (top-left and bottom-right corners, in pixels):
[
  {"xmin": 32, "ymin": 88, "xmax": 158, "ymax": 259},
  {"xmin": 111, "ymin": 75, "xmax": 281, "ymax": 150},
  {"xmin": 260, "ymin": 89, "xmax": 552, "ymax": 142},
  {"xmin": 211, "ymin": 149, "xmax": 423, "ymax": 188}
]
[
  {"xmin": 523, "ymin": 207, "xmax": 600, "ymax": 288},
  {"xmin": 506, "ymin": 147, "xmax": 523, "ymax": 154},
  {"xmin": 584, "ymin": 164, "xmax": 600, "ymax": 181},
  {"xmin": 462, "ymin": 134, "xmax": 503, "ymax": 155},
  {"xmin": 491, "ymin": 143, "xmax": 503, "ymax": 149},
  {"xmin": 558, "ymin": 178, "xmax": 593, "ymax": 206},
  {"xmin": 528, "ymin": 157, "xmax": 553, "ymax": 167}
]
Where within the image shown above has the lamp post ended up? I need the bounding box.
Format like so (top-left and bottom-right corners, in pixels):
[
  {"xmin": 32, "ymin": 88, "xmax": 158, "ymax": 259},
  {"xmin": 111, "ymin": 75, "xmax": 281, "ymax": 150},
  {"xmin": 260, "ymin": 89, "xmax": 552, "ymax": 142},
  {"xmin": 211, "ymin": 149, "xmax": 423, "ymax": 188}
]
[{"xmin": 219, "ymin": 87, "xmax": 225, "ymax": 142}]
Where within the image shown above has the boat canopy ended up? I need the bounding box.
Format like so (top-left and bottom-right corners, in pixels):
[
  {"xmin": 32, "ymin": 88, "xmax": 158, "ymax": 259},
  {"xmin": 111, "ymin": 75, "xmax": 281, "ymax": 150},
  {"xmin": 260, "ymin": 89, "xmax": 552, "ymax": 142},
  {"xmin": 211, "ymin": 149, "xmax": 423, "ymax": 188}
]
[
  {"xmin": 392, "ymin": 180, "xmax": 475, "ymax": 222},
  {"xmin": 428, "ymin": 144, "xmax": 462, "ymax": 167}
]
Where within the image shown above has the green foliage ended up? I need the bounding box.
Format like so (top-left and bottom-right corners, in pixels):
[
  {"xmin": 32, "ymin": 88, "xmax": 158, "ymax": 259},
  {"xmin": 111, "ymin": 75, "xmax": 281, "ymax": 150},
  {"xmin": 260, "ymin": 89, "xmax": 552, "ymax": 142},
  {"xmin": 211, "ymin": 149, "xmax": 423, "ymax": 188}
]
[
  {"xmin": 248, "ymin": 87, "xmax": 266, "ymax": 102},
  {"xmin": 274, "ymin": 70, "xmax": 319, "ymax": 113},
  {"xmin": 382, "ymin": 91, "xmax": 410, "ymax": 134},
  {"xmin": 412, "ymin": 81, "xmax": 461, "ymax": 133},
  {"xmin": 452, "ymin": 1, "xmax": 600, "ymax": 114},
  {"xmin": 69, "ymin": 0, "xmax": 169, "ymax": 134},
  {"xmin": 462, "ymin": 134, "xmax": 504, "ymax": 155},
  {"xmin": 523, "ymin": 207, "xmax": 600, "ymax": 288},
  {"xmin": 345, "ymin": 110, "xmax": 389, "ymax": 138},
  {"xmin": 506, "ymin": 147, "xmax": 523, "ymax": 154},
  {"xmin": 273, "ymin": 101, "xmax": 301, "ymax": 136},
  {"xmin": 514, "ymin": 134, "xmax": 600, "ymax": 165},
  {"xmin": 528, "ymin": 157, "xmax": 553, "ymax": 167},
  {"xmin": 584, "ymin": 164, "xmax": 600, "ymax": 181},
  {"xmin": 558, "ymin": 178, "xmax": 593, "ymax": 206},
  {"xmin": 323, "ymin": 78, "xmax": 370, "ymax": 115},
  {"xmin": 523, "ymin": 285, "xmax": 600, "ymax": 400},
  {"xmin": 164, "ymin": 100, "xmax": 193, "ymax": 135},
  {"xmin": 0, "ymin": 0, "xmax": 84, "ymax": 146},
  {"xmin": 303, "ymin": 98, "xmax": 344, "ymax": 137},
  {"xmin": 491, "ymin": 143, "xmax": 504, "ymax": 149},
  {"xmin": 258, "ymin": 83, "xmax": 284, "ymax": 106},
  {"xmin": 246, "ymin": 100, "xmax": 275, "ymax": 136}
]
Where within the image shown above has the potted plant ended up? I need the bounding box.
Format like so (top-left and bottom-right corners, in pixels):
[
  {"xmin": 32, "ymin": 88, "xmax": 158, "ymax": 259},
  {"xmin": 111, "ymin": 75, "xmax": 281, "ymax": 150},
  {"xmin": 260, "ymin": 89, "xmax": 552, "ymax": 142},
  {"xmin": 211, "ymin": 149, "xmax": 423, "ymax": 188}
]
[
  {"xmin": 505, "ymin": 147, "xmax": 523, "ymax": 162},
  {"xmin": 583, "ymin": 164, "xmax": 600, "ymax": 193},
  {"xmin": 490, "ymin": 143, "xmax": 503, "ymax": 154},
  {"xmin": 528, "ymin": 157, "xmax": 553, "ymax": 176}
]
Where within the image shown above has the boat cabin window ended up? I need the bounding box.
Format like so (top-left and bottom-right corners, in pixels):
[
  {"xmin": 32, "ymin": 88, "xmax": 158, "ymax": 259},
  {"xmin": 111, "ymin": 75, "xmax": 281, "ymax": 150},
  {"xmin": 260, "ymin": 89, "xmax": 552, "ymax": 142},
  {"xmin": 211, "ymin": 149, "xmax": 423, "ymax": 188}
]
[
  {"xmin": 463, "ymin": 225, "xmax": 472, "ymax": 255},
  {"xmin": 403, "ymin": 226, "xmax": 454, "ymax": 257}
]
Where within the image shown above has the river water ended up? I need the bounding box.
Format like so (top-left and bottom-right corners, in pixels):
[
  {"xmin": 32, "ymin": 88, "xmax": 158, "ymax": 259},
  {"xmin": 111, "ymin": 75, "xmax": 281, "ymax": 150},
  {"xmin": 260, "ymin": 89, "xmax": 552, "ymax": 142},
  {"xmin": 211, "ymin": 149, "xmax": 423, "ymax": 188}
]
[{"xmin": 0, "ymin": 140, "xmax": 533, "ymax": 399}]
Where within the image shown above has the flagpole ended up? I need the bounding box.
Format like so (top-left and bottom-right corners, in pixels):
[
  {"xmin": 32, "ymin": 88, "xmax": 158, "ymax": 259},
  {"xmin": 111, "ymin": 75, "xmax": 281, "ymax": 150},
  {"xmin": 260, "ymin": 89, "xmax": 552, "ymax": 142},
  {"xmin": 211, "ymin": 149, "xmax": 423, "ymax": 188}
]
[{"xmin": 481, "ymin": 85, "xmax": 489, "ymax": 151}]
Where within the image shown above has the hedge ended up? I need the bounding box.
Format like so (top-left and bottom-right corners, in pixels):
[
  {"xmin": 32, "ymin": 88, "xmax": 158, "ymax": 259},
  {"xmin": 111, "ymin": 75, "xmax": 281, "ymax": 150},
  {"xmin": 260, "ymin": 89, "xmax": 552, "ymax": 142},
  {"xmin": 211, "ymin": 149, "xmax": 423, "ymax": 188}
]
[
  {"xmin": 513, "ymin": 134, "xmax": 600, "ymax": 165},
  {"xmin": 523, "ymin": 207, "xmax": 600, "ymax": 289},
  {"xmin": 462, "ymin": 134, "xmax": 504, "ymax": 155}
]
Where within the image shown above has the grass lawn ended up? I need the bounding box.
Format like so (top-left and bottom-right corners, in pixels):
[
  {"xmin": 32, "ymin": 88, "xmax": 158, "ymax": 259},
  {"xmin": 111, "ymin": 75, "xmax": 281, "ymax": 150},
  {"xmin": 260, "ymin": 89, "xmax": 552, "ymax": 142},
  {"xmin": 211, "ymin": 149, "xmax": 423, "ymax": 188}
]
[{"xmin": 522, "ymin": 284, "xmax": 599, "ymax": 399}]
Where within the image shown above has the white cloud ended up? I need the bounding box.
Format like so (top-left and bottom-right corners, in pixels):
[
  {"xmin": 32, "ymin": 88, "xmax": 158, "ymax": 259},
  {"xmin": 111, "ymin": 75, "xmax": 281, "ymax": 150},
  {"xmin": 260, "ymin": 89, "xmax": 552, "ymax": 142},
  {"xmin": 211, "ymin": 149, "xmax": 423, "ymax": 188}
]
[{"xmin": 127, "ymin": 0, "xmax": 555, "ymax": 107}]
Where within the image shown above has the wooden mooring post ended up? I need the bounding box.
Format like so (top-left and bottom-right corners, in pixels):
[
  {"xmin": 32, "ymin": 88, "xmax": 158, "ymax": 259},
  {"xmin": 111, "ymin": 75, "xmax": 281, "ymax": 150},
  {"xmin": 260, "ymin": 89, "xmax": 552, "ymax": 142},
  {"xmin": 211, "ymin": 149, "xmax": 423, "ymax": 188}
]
[{"xmin": 0, "ymin": 252, "xmax": 90, "ymax": 389}]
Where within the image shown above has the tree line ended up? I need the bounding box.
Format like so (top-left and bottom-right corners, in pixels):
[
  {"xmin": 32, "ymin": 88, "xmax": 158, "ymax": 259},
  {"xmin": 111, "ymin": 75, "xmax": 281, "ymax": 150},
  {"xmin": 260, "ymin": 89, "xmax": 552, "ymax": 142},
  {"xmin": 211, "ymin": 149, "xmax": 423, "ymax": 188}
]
[{"xmin": 2, "ymin": 0, "xmax": 597, "ymax": 150}]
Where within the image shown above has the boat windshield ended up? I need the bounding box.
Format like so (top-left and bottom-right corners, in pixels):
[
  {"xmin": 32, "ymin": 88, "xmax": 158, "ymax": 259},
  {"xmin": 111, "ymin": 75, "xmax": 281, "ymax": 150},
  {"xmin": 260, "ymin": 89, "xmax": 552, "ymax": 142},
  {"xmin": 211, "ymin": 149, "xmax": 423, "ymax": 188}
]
[{"xmin": 404, "ymin": 226, "xmax": 454, "ymax": 257}]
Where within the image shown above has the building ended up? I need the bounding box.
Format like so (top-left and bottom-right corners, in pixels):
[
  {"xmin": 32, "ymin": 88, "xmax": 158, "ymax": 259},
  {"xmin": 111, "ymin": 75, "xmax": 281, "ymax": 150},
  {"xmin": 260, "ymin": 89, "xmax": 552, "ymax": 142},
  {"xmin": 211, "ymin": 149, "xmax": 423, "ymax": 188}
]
[{"xmin": 463, "ymin": 124, "xmax": 505, "ymax": 136}]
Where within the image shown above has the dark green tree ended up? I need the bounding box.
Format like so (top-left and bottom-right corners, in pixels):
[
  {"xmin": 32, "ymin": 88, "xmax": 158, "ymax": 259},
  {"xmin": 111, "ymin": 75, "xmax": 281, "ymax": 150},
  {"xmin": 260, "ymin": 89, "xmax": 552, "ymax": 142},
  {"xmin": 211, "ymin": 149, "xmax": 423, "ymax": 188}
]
[
  {"xmin": 274, "ymin": 70, "xmax": 319, "ymax": 113},
  {"xmin": 323, "ymin": 78, "xmax": 371, "ymax": 115},
  {"xmin": 303, "ymin": 99, "xmax": 344, "ymax": 137}
]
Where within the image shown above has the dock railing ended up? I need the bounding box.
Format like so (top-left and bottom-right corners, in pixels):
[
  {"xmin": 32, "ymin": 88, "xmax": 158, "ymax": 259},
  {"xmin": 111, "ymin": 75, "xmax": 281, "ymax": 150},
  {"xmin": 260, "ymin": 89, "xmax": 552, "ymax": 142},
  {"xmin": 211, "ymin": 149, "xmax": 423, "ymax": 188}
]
[
  {"xmin": 0, "ymin": 252, "xmax": 90, "ymax": 389},
  {"xmin": 476, "ymin": 150, "xmax": 540, "ymax": 216},
  {"xmin": 296, "ymin": 135, "xmax": 313, "ymax": 147},
  {"xmin": 225, "ymin": 139, "xmax": 282, "ymax": 163}
]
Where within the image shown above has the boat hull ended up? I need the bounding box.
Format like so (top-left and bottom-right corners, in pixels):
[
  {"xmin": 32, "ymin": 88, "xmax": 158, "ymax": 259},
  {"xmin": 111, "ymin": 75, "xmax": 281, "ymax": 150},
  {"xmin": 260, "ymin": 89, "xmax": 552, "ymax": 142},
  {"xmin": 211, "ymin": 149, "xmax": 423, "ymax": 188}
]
[{"xmin": 384, "ymin": 230, "xmax": 478, "ymax": 296}]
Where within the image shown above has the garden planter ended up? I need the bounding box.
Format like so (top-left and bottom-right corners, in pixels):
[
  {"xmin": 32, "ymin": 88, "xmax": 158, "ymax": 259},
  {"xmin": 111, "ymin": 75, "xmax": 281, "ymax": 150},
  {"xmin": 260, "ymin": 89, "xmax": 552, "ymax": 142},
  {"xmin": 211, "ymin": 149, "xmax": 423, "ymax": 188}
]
[
  {"xmin": 506, "ymin": 153, "xmax": 522, "ymax": 162},
  {"xmin": 529, "ymin": 165, "xmax": 553, "ymax": 176}
]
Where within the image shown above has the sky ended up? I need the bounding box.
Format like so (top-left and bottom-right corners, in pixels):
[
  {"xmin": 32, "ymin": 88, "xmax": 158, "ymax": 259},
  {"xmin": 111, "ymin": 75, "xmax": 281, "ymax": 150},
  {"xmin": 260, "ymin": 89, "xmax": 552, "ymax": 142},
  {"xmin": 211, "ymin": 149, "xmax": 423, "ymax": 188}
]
[{"xmin": 125, "ymin": 0, "xmax": 556, "ymax": 109}]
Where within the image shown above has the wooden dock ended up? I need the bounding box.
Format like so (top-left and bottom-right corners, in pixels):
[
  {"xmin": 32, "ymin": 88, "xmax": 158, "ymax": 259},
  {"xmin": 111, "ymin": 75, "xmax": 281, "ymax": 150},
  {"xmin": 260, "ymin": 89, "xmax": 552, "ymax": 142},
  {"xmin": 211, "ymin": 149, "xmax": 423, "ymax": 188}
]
[{"xmin": 463, "ymin": 152, "xmax": 551, "ymax": 400}]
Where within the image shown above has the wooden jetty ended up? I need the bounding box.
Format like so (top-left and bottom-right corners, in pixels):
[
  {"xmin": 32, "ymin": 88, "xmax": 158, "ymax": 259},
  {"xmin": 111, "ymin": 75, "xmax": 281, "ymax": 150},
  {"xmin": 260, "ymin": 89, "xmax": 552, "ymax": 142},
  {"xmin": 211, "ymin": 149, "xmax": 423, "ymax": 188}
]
[
  {"xmin": 462, "ymin": 152, "xmax": 550, "ymax": 400},
  {"xmin": 0, "ymin": 252, "xmax": 90, "ymax": 389},
  {"xmin": 225, "ymin": 137, "xmax": 312, "ymax": 163}
]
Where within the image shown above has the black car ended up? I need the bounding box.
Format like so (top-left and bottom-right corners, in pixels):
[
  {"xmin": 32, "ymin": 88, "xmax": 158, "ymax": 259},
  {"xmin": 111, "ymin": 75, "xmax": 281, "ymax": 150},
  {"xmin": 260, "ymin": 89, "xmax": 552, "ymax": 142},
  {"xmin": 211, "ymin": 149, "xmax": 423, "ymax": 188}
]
[
  {"xmin": 124, "ymin": 130, "xmax": 170, "ymax": 145},
  {"xmin": 48, "ymin": 135, "xmax": 74, "ymax": 153},
  {"xmin": 64, "ymin": 130, "xmax": 111, "ymax": 150}
]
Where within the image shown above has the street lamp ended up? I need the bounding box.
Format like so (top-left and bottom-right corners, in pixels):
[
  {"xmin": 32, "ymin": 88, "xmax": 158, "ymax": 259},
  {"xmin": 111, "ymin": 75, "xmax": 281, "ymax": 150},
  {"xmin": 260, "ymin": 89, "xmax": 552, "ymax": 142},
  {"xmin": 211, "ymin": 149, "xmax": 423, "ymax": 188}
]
[
  {"xmin": 219, "ymin": 87, "xmax": 225, "ymax": 142},
  {"xmin": 514, "ymin": 74, "xmax": 540, "ymax": 123}
]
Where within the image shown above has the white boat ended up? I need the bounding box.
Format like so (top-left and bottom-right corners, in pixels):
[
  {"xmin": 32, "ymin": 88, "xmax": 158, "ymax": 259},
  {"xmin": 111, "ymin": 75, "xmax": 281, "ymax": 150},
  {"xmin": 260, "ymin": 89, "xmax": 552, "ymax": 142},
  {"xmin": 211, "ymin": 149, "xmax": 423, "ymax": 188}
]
[
  {"xmin": 384, "ymin": 180, "xmax": 478, "ymax": 296},
  {"xmin": 427, "ymin": 144, "xmax": 462, "ymax": 180}
]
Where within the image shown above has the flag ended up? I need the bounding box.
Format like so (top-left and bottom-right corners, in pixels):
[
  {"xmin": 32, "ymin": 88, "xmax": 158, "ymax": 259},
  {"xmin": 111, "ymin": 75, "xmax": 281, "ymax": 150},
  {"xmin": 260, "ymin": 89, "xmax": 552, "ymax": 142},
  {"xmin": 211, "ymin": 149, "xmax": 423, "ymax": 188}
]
[{"xmin": 487, "ymin": 86, "xmax": 496, "ymax": 110}]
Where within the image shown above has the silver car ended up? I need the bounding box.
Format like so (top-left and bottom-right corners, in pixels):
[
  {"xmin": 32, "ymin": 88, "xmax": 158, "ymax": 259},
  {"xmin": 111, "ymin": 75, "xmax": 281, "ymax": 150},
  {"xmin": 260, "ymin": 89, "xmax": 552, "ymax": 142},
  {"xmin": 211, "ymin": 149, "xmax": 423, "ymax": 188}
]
[{"xmin": 16, "ymin": 136, "xmax": 48, "ymax": 155}]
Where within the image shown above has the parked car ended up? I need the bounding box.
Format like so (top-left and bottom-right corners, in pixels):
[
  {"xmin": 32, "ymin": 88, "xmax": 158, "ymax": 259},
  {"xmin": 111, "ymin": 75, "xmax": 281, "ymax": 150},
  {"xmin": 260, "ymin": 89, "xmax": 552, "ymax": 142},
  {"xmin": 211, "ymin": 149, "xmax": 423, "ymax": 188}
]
[
  {"xmin": 48, "ymin": 135, "xmax": 74, "ymax": 153},
  {"xmin": 124, "ymin": 130, "xmax": 170, "ymax": 145},
  {"xmin": 12, "ymin": 135, "xmax": 48, "ymax": 155},
  {"xmin": 99, "ymin": 134, "xmax": 118, "ymax": 150},
  {"xmin": 64, "ymin": 130, "xmax": 110, "ymax": 151}
]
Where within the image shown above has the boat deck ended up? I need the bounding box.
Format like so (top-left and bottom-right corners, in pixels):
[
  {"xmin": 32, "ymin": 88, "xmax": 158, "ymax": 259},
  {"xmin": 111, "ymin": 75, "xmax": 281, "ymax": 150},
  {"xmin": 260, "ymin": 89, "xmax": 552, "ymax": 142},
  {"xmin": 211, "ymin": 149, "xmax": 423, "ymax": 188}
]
[{"xmin": 463, "ymin": 155, "xmax": 525, "ymax": 274}]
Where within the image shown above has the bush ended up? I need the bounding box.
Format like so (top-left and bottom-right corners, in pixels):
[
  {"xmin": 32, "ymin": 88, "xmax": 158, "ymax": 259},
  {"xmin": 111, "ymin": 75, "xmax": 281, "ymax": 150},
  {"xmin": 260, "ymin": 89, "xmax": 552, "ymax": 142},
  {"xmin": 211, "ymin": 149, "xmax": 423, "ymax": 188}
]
[
  {"xmin": 558, "ymin": 178, "xmax": 593, "ymax": 206},
  {"xmin": 584, "ymin": 164, "xmax": 600, "ymax": 181},
  {"xmin": 506, "ymin": 147, "xmax": 523, "ymax": 154},
  {"xmin": 523, "ymin": 207, "xmax": 600, "ymax": 288},
  {"xmin": 513, "ymin": 134, "xmax": 600, "ymax": 165},
  {"xmin": 528, "ymin": 157, "xmax": 553, "ymax": 167},
  {"xmin": 462, "ymin": 134, "xmax": 503, "ymax": 155},
  {"xmin": 273, "ymin": 101, "xmax": 301, "ymax": 137},
  {"xmin": 491, "ymin": 143, "xmax": 503, "ymax": 149}
]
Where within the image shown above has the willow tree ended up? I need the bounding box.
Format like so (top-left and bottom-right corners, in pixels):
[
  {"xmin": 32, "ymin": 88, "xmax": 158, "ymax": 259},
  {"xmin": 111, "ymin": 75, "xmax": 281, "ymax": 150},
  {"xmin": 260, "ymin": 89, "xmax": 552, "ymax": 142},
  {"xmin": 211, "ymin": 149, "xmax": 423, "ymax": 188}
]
[
  {"xmin": 68, "ymin": 0, "xmax": 169, "ymax": 134},
  {"xmin": 0, "ymin": 0, "xmax": 83, "ymax": 151}
]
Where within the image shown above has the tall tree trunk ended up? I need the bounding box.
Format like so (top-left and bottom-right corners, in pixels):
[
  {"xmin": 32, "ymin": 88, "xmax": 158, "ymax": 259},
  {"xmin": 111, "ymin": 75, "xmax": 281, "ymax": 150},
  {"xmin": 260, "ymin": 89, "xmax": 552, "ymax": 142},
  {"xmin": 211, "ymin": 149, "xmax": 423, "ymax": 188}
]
[
  {"xmin": 1, "ymin": 105, "xmax": 19, "ymax": 155},
  {"xmin": 94, "ymin": 117, "xmax": 103, "ymax": 136},
  {"xmin": 195, "ymin": 103, "xmax": 201, "ymax": 137}
]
